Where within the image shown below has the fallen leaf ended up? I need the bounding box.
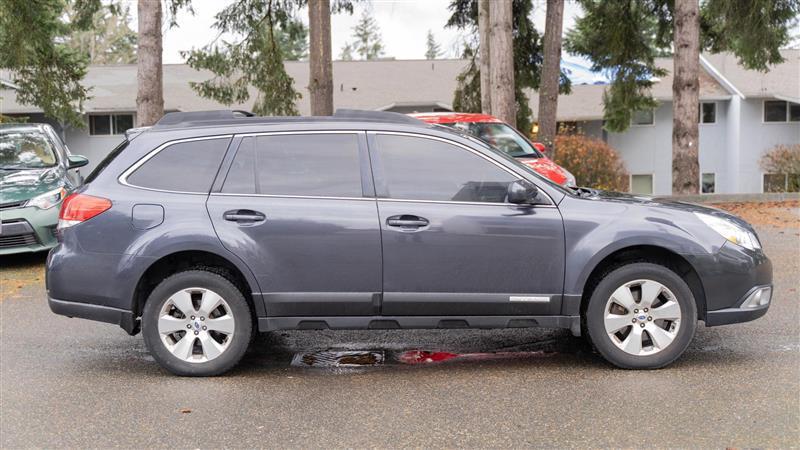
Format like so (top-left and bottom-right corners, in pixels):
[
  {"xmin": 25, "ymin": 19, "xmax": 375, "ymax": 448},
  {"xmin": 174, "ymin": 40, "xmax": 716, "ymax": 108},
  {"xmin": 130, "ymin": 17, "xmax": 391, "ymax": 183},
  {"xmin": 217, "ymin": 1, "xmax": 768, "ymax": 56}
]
[{"xmin": 180, "ymin": 408, "xmax": 191, "ymax": 414}]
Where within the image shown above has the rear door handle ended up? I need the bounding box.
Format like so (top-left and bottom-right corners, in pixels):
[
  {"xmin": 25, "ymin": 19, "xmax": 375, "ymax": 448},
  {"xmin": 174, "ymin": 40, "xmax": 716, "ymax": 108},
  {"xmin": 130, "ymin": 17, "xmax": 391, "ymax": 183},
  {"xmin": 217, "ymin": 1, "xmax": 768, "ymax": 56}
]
[
  {"xmin": 223, "ymin": 209, "xmax": 266, "ymax": 223},
  {"xmin": 386, "ymin": 215, "xmax": 429, "ymax": 228}
]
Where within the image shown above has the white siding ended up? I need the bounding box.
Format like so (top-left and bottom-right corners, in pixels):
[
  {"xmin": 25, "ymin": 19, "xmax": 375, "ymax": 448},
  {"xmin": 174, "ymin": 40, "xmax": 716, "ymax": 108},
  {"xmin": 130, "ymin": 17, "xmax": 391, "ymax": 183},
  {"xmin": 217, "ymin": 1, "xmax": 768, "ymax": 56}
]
[
  {"xmin": 736, "ymin": 98, "xmax": 800, "ymax": 193},
  {"xmin": 63, "ymin": 123, "xmax": 125, "ymax": 175},
  {"xmin": 607, "ymin": 103, "xmax": 673, "ymax": 195}
]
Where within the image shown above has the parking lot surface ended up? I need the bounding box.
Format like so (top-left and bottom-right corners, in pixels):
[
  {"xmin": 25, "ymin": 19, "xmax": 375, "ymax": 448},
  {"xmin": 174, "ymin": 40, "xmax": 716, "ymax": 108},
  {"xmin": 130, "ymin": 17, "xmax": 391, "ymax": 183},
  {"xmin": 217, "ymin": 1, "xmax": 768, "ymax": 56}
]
[{"xmin": 1, "ymin": 202, "xmax": 798, "ymax": 448}]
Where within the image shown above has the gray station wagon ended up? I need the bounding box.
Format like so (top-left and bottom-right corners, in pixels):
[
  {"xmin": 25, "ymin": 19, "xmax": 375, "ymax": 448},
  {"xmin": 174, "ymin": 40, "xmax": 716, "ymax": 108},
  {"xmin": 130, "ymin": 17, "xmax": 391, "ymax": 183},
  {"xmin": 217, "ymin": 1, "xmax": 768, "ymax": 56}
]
[{"xmin": 46, "ymin": 110, "xmax": 772, "ymax": 376}]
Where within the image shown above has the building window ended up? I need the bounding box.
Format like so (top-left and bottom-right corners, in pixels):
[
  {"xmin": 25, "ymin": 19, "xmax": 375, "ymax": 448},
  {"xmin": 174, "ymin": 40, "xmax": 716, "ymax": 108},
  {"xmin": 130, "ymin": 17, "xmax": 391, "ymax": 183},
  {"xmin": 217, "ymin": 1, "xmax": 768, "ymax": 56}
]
[
  {"xmin": 89, "ymin": 114, "xmax": 134, "ymax": 135},
  {"xmin": 701, "ymin": 173, "xmax": 715, "ymax": 193},
  {"xmin": 699, "ymin": 102, "xmax": 716, "ymax": 124},
  {"xmin": 631, "ymin": 109, "xmax": 654, "ymax": 126},
  {"xmin": 763, "ymin": 173, "xmax": 800, "ymax": 193},
  {"xmin": 630, "ymin": 174, "xmax": 654, "ymax": 195},
  {"xmin": 790, "ymin": 103, "xmax": 800, "ymax": 122},
  {"xmin": 763, "ymin": 100, "xmax": 800, "ymax": 122}
]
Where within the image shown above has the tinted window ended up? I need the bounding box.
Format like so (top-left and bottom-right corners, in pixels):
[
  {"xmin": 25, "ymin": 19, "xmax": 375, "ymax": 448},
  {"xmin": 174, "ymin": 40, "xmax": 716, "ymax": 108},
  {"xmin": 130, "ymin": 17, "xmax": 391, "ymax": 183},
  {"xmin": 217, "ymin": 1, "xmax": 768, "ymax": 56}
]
[
  {"xmin": 89, "ymin": 115, "xmax": 111, "ymax": 135},
  {"xmin": 86, "ymin": 140, "xmax": 128, "ymax": 183},
  {"xmin": 790, "ymin": 103, "xmax": 800, "ymax": 122},
  {"xmin": 375, "ymin": 134, "xmax": 516, "ymax": 203},
  {"xmin": 126, "ymin": 138, "xmax": 230, "ymax": 192},
  {"xmin": 764, "ymin": 101, "xmax": 787, "ymax": 122},
  {"xmin": 222, "ymin": 133, "xmax": 363, "ymax": 197}
]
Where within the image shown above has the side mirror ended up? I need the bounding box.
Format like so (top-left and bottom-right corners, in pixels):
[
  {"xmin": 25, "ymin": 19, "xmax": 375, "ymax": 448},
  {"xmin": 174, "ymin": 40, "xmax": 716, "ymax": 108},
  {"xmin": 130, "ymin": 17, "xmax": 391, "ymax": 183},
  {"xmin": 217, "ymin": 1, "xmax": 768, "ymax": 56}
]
[
  {"xmin": 67, "ymin": 155, "xmax": 89, "ymax": 169},
  {"xmin": 507, "ymin": 179, "xmax": 539, "ymax": 205}
]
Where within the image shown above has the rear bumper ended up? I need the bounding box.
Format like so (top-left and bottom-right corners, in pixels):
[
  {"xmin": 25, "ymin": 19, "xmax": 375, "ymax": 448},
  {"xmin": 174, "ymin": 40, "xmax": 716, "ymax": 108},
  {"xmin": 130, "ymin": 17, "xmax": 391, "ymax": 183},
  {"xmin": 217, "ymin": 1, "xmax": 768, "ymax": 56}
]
[{"xmin": 48, "ymin": 296, "xmax": 139, "ymax": 335}]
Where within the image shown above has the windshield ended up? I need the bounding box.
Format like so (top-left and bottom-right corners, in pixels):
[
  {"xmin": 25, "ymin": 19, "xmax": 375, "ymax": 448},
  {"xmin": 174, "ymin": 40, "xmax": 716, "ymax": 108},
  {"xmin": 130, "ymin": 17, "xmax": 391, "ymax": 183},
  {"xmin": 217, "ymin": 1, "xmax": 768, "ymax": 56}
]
[
  {"xmin": 0, "ymin": 130, "xmax": 58, "ymax": 169},
  {"xmin": 443, "ymin": 122, "xmax": 543, "ymax": 158}
]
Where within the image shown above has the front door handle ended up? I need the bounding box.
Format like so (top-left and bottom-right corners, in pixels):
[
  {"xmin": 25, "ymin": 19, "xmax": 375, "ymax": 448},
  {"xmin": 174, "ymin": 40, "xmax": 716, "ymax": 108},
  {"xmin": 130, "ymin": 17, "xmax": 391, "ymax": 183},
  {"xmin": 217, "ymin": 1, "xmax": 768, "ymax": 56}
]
[
  {"xmin": 223, "ymin": 209, "xmax": 266, "ymax": 223},
  {"xmin": 386, "ymin": 215, "xmax": 429, "ymax": 228}
]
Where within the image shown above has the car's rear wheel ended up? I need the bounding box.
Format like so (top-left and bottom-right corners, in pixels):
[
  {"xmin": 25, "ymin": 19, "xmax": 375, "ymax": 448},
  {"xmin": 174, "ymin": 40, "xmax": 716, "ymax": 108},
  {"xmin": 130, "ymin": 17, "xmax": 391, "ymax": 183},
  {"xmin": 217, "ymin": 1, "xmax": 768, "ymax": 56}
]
[
  {"xmin": 142, "ymin": 270, "xmax": 253, "ymax": 376},
  {"xmin": 585, "ymin": 262, "xmax": 697, "ymax": 369}
]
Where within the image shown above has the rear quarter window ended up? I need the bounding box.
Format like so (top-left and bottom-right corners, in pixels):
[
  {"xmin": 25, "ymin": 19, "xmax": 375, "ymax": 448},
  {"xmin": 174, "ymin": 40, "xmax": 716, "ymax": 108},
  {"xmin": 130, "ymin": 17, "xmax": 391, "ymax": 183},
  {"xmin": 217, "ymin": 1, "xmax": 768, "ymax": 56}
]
[{"xmin": 125, "ymin": 137, "xmax": 231, "ymax": 192}]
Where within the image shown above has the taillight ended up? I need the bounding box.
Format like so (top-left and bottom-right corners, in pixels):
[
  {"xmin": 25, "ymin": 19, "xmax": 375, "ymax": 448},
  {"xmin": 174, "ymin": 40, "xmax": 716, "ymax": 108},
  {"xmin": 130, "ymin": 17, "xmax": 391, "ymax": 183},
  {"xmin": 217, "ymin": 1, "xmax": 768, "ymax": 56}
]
[{"xmin": 58, "ymin": 193, "xmax": 112, "ymax": 229}]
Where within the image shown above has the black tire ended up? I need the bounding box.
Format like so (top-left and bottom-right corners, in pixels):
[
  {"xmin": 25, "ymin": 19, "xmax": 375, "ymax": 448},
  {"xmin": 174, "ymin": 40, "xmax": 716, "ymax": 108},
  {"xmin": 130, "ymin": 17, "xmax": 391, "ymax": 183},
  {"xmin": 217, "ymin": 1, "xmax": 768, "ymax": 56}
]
[
  {"xmin": 585, "ymin": 262, "xmax": 697, "ymax": 369},
  {"xmin": 142, "ymin": 270, "xmax": 253, "ymax": 376}
]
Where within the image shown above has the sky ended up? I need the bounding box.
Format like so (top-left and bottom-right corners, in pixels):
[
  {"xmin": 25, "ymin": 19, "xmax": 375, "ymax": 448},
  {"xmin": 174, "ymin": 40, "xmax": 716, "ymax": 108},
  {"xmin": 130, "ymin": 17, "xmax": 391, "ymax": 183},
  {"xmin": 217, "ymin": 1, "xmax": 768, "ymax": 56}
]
[{"xmin": 141, "ymin": 0, "xmax": 586, "ymax": 64}]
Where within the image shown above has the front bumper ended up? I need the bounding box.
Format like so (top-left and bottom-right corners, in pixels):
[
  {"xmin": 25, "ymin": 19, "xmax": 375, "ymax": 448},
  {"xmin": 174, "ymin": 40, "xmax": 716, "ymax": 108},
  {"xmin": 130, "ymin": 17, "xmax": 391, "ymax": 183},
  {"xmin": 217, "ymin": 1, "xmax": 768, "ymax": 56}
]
[
  {"xmin": 705, "ymin": 285, "xmax": 772, "ymax": 326},
  {"xmin": 0, "ymin": 205, "xmax": 59, "ymax": 255},
  {"xmin": 686, "ymin": 241, "xmax": 772, "ymax": 326}
]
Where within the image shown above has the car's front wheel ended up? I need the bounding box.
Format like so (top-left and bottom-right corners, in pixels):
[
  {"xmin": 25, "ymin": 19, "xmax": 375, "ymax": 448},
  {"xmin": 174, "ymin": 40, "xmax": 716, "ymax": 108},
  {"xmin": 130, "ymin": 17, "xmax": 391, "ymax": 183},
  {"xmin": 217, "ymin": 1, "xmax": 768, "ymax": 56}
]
[
  {"xmin": 585, "ymin": 262, "xmax": 697, "ymax": 369},
  {"xmin": 142, "ymin": 270, "xmax": 253, "ymax": 376}
]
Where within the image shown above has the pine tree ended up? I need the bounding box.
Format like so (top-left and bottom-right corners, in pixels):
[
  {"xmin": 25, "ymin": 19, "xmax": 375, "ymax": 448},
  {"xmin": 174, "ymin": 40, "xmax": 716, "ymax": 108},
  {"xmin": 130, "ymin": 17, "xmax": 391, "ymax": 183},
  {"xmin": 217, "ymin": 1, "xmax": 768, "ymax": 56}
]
[
  {"xmin": 567, "ymin": 0, "xmax": 799, "ymax": 194},
  {"xmin": 183, "ymin": 0, "xmax": 303, "ymax": 116},
  {"xmin": 277, "ymin": 18, "xmax": 309, "ymax": 61},
  {"xmin": 339, "ymin": 42, "xmax": 355, "ymax": 60},
  {"xmin": 537, "ymin": 0, "xmax": 565, "ymax": 155},
  {"xmin": 447, "ymin": 0, "xmax": 571, "ymax": 133},
  {"xmin": 425, "ymin": 30, "xmax": 442, "ymax": 59},
  {"xmin": 0, "ymin": 0, "xmax": 103, "ymax": 127},
  {"xmin": 351, "ymin": 10, "xmax": 384, "ymax": 60},
  {"xmin": 65, "ymin": 1, "xmax": 137, "ymax": 64},
  {"xmin": 137, "ymin": 0, "xmax": 163, "ymax": 126}
]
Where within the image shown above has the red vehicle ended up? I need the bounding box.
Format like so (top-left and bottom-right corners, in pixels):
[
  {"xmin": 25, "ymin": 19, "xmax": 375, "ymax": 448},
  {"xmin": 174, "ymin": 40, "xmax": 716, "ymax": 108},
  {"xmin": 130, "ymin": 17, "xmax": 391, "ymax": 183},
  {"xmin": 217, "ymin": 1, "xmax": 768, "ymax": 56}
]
[{"xmin": 409, "ymin": 112, "xmax": 576, "ymax": 187}]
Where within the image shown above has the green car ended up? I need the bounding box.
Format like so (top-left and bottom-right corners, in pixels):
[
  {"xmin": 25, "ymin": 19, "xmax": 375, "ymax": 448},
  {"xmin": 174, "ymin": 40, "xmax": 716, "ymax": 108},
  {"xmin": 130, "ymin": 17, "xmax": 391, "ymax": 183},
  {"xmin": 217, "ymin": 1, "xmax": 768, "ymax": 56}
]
[{"xmin": 0, "ymin": 123, "xmax": 88, "ymax": 255}]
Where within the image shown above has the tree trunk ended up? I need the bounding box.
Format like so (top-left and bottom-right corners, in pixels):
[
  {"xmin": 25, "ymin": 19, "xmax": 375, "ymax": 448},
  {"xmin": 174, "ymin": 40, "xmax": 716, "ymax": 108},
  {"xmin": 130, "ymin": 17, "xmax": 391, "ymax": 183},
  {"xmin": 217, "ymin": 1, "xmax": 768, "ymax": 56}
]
[
  {"xmin": 489, "ymin": 0, "xmax": 515, "ymax": 127},
  {"xmin": 308, "ymin": 0, "xmax": 333, "ymax": 116},
  {"xmin": 537, "ymin": 0, "xmax": 564, "ymax": 155},
  {"xmin": 671, "ymin": 0, "xmax": 700, "ymax": 194},
  {"xmin": 136, "ymin": 0, "xmax": 163, "ymax": 126},
  {"xmin": 478, "ymin": 0, "xmax": 491, "ymax": 115}
]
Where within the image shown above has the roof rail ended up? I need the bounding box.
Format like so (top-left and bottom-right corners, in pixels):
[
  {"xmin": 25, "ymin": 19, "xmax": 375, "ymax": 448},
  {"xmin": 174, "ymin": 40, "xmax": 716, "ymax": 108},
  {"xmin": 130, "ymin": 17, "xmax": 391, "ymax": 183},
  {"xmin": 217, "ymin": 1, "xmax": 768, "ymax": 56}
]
[
  {"xmin": 146, "ymin": 109, "xmax": 427, "ymax": 130},
  {"xmin": 333, "ymin": 109, "xmax": 423, "ymax": 125},
  {"xmin": 155, "ymin": 110, "xmax": 255, "ymax": 126}
]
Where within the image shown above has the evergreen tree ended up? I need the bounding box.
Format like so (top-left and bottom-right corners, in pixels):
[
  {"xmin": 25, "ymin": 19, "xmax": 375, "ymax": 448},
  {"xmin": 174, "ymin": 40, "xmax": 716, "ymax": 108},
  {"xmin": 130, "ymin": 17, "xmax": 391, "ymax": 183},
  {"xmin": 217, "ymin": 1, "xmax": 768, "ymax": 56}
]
[
  {"xmin": 276, "ymin": 18, "xmax": 309, "ymax": 61},
  {"xmin": 351, "ymin": 10, "xmax": 384, "ymax": 60},
  {"xmin": 183, "ymin": 0, "xmax": 303, "ymax": 116},
  {"xmin": 0, "ymin": 0, "xmax": 103, "ymax": 127},
  {"xmin": 425, "ymin": 30, "xmax": 442, "ymax": 59},
  {"xmin": 339, "ymin": 42, "xmax": 355, "ymax": 60},
  {"xmin": 447, "ymin": 0, "xmax": 571, "ymax": 133},
  {"xmin": 64, "ymin": 1, "xmax": 137, "ymax": 64},
  {"xmin": 567, "ymin": 0, "xmax": 799, "ymax": 194}
]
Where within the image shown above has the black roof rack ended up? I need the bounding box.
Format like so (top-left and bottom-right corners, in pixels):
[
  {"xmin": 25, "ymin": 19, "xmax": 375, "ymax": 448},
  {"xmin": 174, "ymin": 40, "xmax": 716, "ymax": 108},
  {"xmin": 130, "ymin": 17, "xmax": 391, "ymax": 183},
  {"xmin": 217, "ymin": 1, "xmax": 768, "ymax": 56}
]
[
  {"xmin": 155, "ymin": 110, "xmax": 255, "ymax": 126},
  {"xmin": 149, "ymin": 109, "xmax": 425, "ymax": 129},
  {"xmin": 332, "ymin": 109, "xmax": 423, "ymax": 125}
]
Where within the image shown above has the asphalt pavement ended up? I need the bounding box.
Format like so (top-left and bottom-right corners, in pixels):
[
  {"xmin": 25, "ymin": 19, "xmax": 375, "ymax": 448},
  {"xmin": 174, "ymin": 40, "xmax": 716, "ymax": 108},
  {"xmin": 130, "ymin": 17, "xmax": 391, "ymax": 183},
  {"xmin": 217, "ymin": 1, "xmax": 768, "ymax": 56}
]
[{"xmin": 1, "ymin": 224, "xmax": 798, "ymax": 448}]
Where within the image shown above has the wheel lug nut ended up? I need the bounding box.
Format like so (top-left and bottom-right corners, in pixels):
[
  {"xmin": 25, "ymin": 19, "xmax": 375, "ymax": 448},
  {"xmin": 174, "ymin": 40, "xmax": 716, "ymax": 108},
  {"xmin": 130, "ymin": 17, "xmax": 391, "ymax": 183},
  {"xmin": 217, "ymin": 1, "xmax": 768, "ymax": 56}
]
[
  {"xmin": 648, "ymin": 316, "xmax": 653, "ymax": 321},
  {"xmin": 640, "ymin": 323, "xmax": 645, "ymax": 328},
  {"xmin": 186, "ymin": 324, "xmax": 191, "ymax": 329},
  {"xmin": 194, "ymin": 330, "xmax": 199, "ymax": 335},
  {"xmin": 644, "ymin": 308, "xmax": 648, "ymax": 312},
  {"xmin": 200, "ymin": 317, "xmax": 205, "ymax": 321},
  {"xmin": 632, "ymin": 318, "xmax": 637, "ymax": 323},
  {"xmin": 202, "ymin": 326, "xmax": 207, "ymax": 330},
  {"xmin": 190, "ymin": 316, "xmax": 195, "ymax": 320},
  {"xmin": 634, "ymin": 309, "xmax": 639, "ymax": 313}
]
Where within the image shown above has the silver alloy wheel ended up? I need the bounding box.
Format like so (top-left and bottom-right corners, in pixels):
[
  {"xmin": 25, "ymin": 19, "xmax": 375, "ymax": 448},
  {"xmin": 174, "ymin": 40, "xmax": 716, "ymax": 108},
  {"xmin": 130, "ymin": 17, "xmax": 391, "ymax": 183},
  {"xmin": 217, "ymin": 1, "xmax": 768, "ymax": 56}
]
[
  {"xmin": 157, "ymin": 287, "xmax": 235, "ymax": 363},
  {"xmin": 603, "ymin": 279, "xmax": 682, "ymax": 356}
]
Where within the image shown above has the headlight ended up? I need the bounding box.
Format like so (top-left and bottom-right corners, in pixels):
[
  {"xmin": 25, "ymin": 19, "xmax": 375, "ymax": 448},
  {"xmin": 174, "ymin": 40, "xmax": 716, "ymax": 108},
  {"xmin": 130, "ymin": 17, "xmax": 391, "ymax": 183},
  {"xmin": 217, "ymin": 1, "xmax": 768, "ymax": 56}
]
[
  {"xmin": 694, "ymin": 212, "xmax": 761, "ymax": 251},
  {"xmin": 562, "ymin": 168, "xmax": 577, "ymax": 187},
  {"xmin": 25, "ymin": 187, "xmax": 67, "ymax": 210}
]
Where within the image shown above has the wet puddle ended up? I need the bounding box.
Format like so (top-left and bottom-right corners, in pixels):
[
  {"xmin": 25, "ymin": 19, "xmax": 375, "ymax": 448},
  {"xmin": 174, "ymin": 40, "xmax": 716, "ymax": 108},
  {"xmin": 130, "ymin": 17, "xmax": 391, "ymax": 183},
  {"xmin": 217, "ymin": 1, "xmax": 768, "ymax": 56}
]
[{"xmin": 290, "ymin": 348, "xmax": 557, "ymax": 368}]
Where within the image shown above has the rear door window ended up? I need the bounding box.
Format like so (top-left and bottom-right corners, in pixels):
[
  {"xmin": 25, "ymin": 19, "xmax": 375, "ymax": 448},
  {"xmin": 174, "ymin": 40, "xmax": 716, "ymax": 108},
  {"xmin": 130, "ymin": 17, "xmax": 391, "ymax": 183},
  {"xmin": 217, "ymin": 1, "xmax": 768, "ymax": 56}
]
[
  {"xmin": 125, "ymin": 137, "xmax": 231, "ymax": 192},
  {"xmin": 222, "ymin": 133, "xmax": 363, "ymax": 197}
]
